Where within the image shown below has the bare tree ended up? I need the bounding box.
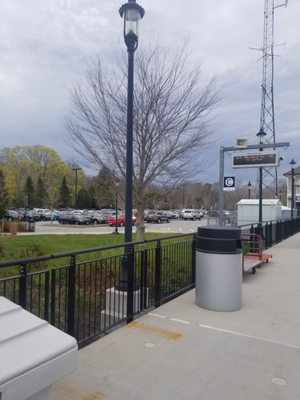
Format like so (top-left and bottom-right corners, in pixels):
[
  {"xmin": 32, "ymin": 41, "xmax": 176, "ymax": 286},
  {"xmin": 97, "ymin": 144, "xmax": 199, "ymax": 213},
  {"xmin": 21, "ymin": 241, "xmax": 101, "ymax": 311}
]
[{"xmin": 66, "ymin": 45, "xmax": 219, "ymax": 240}]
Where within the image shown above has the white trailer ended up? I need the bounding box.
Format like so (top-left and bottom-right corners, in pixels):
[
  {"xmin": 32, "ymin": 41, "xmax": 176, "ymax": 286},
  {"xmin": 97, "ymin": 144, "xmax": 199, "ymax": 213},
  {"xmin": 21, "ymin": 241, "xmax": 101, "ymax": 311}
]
[{"xmin": 237, "ymin": 199, "xmax": 282, "ymax": 226}]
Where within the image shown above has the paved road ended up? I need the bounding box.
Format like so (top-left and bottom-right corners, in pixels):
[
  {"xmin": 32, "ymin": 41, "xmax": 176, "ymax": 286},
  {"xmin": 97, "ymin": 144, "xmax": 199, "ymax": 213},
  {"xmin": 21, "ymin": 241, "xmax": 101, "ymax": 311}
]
[{"xmin": 32, "ymin": 217, "xmax": 211, "ymax": 235}]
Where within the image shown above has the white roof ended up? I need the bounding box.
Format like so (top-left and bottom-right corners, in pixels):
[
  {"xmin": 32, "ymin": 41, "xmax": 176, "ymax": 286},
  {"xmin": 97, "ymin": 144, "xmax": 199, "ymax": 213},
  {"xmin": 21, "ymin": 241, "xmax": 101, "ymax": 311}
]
[{"xmin": 237, "ymin": 199, "xmax": 281, "ymax": 205}]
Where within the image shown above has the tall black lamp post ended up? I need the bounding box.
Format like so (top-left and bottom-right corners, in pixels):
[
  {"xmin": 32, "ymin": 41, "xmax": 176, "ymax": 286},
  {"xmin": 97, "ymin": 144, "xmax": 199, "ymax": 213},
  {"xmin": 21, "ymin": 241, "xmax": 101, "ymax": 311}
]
[
  {"xmin": 257, "ymin": 128, "xmax": 266, "ymax": 225},
  {"xmin": 247, "ymin": 180, "xmax": 252, "ymax": 199},
  {"xmin": 119, "ymin": 0, "xmax": 144, "ymax": 246},
  {"xmin": 290, "ymin": 158, "xmax": 296, "ymax": 218},
  {"xmin": 117, "ymin": 0, "xmax": 144, "ymax": 291}
]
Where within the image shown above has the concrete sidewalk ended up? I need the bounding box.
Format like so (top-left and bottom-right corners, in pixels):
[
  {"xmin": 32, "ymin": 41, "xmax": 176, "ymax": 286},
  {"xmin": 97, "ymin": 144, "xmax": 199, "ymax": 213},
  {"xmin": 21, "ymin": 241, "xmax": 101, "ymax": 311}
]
[{"xmin": 52, "ymin": 233, "xmax": 300, "ymax": 400}]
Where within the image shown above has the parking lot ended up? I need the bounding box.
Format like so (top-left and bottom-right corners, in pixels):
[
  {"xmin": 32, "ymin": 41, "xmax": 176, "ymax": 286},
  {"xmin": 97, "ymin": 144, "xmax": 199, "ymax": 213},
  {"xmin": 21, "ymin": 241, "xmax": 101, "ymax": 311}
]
[{"xmin": 31, "ymin": 217, "xmax": 211, "ymax": 235}]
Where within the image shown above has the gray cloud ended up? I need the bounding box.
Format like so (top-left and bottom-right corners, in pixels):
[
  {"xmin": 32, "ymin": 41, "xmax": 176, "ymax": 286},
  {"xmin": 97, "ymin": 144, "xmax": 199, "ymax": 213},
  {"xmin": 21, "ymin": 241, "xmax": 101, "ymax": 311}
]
[{"xmin": 0, "ymin": 0, "xmax": 299, "ymax": 182}]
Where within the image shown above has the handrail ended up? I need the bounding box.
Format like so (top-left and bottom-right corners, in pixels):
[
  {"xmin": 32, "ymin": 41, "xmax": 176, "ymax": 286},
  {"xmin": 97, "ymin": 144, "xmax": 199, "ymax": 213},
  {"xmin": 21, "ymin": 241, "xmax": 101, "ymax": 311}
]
[{"xmin": 0, "ymin": 232, "xmax": 194, "ymax": 269}]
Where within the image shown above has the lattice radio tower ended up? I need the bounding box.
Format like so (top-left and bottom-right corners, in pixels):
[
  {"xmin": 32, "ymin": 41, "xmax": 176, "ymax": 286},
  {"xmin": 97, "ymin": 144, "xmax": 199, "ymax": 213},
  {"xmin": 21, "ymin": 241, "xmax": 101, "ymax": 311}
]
[{"xmin": 255, "ymin": 0, "xmax": 288, "ymax": 196}]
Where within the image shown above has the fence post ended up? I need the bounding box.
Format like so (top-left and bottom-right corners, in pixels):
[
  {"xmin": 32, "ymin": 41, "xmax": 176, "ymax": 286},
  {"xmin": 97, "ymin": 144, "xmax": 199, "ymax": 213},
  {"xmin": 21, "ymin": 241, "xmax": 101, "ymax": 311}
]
[
  {"xmin": 126, "ymin": 246, "xmax": 135, "ymax": 323},
  {"xmin": 44, "ymin": 270, "xmax": 50, "ymax": 321},
  {"xmin": 270, "ymin": 221, "xmax": 274, "ymax": 247},
  {"xmin": 50, "ymin": 269, "xmax": 56, "ymax": 326},
  {"xmin": 292, "ymin": 218, "xmax": 296, "ymax": 235},
  {"xmin": 67, "ymin": 254, "xmax": 76, "ymax": 337},
  {"xmin": 140, "ymin": 250, "xmax": 148, "ymax": 311},
  {"xmin": 192, "ymin": 234, "xmax": 196, "ymax": 285},
  {"xmin": 19, "ymin": 264, "xmax": 27, "ymax": 309},
  {"xmin": 154, "ymin": 240, "xmax": 162, "ymax": 308},
  {"xmin": 275, "ymin": 220, "xmax": 280, "ymax": 243},
  {"xmin": 265, "ymin": 222, "xmax": 270, "ymax": 249},
  {"xmin": 250, "ymin": 225, "xmax": 255, "ymax": 253}
]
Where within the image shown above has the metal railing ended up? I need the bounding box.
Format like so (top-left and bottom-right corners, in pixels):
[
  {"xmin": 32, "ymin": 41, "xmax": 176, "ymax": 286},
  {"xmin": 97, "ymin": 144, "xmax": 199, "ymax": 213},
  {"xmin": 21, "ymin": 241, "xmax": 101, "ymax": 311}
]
[
  {"xmin": 1, "ymin": 218, "xmax": 299, "ymax": 348},
  {"xmin": 0, "ymin": 234, "xmax": 195, "ymax": 348},
  {"xmin": 239, "ymin": 217, "xmax": 300, "ymax": 251}
]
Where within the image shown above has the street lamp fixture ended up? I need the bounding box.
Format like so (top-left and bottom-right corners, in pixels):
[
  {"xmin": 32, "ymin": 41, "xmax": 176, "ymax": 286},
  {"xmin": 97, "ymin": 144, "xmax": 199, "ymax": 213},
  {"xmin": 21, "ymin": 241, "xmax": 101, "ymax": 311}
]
[
  {"xmin": 289, "ymin": 158, "xmax": 296, "ymax": 218},
  {"xmin": 116, "ymin": 0, "xmax": 144, "ymax": 292},
  {"xmin": 119, "ymin": 0, "xmax": 145, "ymax": 51},
  {"xmin": 256, "ymin": 128, "xmax": 267, "ymax": 225},
  {"xmin": 247, "ymin": 180, "xmax": 252, "ymax": 199}
]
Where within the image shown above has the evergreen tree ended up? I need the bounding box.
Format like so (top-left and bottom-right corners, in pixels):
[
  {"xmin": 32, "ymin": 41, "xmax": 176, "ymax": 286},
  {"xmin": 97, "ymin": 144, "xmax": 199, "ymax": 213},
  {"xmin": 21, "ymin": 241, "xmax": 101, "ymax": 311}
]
[
  {"xmin": 24, "ymin": 176, "xmax": 35, "ymax": 208},
  {"xmin": 76, "ymin": 188, "xmax": 92, "ymax": 209},
  {"xmin": 59, "ymin": 176, "xmax": 72, "ymax": 208},
  {"xmin": 96, "ymin": 167, "xmax": 114, "ymax": 208},
  {"xmin": 0, "ymin": 170, "xmax": 8, "ymax": 218},
  {"xmin": 36, "ymin": 176, "xmax": 47, "ymax": 207},
  {"xmin": 88, "ymin": 186, "xmax": 98, "ymax": 209}
]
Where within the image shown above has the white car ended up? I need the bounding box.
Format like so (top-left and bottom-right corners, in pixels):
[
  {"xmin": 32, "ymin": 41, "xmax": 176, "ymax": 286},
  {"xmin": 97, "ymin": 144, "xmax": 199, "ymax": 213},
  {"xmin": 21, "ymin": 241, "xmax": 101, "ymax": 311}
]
[{"xmin": 182, "ymin": 209, "xmax": 202, "ymax": 220}]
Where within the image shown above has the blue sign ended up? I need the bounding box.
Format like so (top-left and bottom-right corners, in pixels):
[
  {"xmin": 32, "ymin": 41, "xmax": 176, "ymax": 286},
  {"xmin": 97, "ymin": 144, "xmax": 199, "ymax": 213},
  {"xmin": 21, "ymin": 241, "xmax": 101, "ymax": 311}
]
[{"xmin": 224, "ymin": 176, "xmax": 235, "ymax": 191}]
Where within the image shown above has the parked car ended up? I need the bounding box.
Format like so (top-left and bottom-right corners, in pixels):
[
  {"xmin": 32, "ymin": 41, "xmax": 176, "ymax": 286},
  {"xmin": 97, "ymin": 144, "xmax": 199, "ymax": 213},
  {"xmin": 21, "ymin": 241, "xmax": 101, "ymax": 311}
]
[
  {"xmin": 145, "ymin": 211, "xmax": 171, "ymax": 223},
  {"xmin": 86, "ymin": 211, "xmax": 109, "ymax": 224},
  {"xmin": 207, "ymin": 209, "xmax": 219, "ymax": 218},
  {"xmin": 162, "ymin": 210, "xmax": 177, "ymax": 219},
  {"xmin": 182, "ymin": 209, "xmax": 202, "ymax": 220},
  {"xmin": 98, "ymin": 209, "xmax": 116, "ymax": 224},
  {"xmin": 58, "ymin": 211, "xmax": 90, "ymax": 225},
  {"xmin": 4, "ymin": 209, "xmax": 20, "ymax": 221},
  {"xmin": 43, "ymin": 209, "xmax": 61, "ymax": 221},
  {"xmin": 169, "ymin": 210, "xmax": 181, "ymax": 219},
  {"xmin": 194, "ymin": 209, "xmax": 204, "ymax": 219},
  {"xmin": 22, "ymin": 209, "xmax": 35, "ymax": 222},
  {"xmin": 107, "ymin": 213, "xmax": 136, "ymax": 227}
]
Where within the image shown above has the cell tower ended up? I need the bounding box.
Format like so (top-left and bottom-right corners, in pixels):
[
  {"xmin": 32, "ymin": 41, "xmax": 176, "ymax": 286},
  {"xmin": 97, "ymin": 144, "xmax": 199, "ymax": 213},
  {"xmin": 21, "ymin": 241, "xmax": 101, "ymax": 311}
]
[{"xmin": 257, "ymin": 0, "xmax": 288, "ymax": 196}]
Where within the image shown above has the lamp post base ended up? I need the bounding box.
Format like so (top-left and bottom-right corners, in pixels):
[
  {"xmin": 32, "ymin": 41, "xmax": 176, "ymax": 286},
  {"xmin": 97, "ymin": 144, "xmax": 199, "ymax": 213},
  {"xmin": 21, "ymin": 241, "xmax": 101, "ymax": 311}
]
[{"xmin": 104, "ymin": 287, "xmax": 148, "ymax": 319}]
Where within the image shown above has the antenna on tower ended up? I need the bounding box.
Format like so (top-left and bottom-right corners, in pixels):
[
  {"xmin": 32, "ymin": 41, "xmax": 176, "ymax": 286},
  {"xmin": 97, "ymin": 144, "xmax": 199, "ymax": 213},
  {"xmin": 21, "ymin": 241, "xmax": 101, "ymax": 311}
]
[{"xmin": 254, "ymin": 0, "xmax": 288, "ymax": 197}]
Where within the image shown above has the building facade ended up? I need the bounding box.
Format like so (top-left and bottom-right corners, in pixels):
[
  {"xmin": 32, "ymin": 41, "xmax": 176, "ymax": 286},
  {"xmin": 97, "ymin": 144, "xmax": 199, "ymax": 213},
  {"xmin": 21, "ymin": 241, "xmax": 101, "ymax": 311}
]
[{"xmin": 283, "ymin": 166, "xmax": 300, "ymax": 214}]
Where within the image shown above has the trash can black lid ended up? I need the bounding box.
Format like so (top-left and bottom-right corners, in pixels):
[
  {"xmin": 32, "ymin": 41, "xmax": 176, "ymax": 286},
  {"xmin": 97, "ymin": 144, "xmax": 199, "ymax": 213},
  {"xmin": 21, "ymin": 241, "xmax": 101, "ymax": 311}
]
[
  {"xmin": 197, "ymin": 225, "xmax": 241, "ymax": 239},
  {"xmin": 196, "ymin": 226, "xmax": 242, "ymax": 254}
]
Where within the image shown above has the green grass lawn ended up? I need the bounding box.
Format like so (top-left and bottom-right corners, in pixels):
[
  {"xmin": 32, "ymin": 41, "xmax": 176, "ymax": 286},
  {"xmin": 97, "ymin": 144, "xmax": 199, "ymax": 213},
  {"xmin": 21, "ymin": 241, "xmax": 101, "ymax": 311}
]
[{"xmin": 0, "ymin": 232, "xmax": 176, "ymax": 263}]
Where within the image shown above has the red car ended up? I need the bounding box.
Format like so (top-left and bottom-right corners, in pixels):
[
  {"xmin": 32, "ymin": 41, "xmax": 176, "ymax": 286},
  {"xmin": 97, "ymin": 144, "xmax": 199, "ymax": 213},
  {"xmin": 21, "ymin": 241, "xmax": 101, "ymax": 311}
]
[{"xmin": 107, "ymin": 213, "xmax": 136, "ymax": 227}]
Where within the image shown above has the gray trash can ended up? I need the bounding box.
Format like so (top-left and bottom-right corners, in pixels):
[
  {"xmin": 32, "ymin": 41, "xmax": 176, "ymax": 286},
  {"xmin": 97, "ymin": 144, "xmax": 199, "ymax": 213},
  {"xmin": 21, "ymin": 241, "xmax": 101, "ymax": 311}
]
[{"xmin": 195, "ymin": 225, "xmax": 242, "ymax": 311}]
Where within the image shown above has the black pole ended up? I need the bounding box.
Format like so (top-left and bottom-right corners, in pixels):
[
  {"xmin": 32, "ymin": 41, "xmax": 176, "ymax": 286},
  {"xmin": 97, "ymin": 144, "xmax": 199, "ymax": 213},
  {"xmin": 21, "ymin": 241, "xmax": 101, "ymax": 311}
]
[
  {"xmin": 124, "ymin": 47, "xmax": 134, "ymax": 247},
  {"xmin": 116, "ymin": 42, "xmax": 136, "ymax": 291},
  {"xmin": 259, "ymin": 167, "xmax": 263, "ymax": 224},
  {"xmin": 118, "ymin": 0, "xmax": 144, "ymax": 292},
  {"xmin": 248, "ymin": 181, "xmax": 251, "ymax": 199},
  {"xmin": 256, "ymin": 129, "xmax": 266, "ymax": 227},
  {"xmin": 291, "ymin": 167, "xmax": 295, "ymax": 218}
]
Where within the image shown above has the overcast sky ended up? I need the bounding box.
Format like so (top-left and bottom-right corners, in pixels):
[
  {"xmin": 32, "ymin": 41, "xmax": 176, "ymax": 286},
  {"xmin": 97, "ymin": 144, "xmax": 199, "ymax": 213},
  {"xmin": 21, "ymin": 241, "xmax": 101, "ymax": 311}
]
[{"xmin": 1, "ymin": 0, "xmax": 299, "ymax": 185}]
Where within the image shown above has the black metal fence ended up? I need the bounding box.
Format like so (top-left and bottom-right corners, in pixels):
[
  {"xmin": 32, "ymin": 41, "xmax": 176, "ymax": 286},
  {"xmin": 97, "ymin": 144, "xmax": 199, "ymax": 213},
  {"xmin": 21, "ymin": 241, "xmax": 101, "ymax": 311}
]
[
  {"xmin": 240, "ymin": 217, "xmax": 300, "ymax": 251},
  {"xmin": 0, "ymin": 234, "xmax": 195, "ymax": 348},
  {"xmin": 0, "ymin": 218, "xmax": 299, "ymax": 348}
]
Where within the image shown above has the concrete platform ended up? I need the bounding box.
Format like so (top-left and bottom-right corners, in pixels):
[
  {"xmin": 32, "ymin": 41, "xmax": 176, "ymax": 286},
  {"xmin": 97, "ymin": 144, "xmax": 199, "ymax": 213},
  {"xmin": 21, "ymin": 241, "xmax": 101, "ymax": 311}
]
[{"xmin": 51, "ymin": 233, "xmax": 300, "ymax": 400}]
